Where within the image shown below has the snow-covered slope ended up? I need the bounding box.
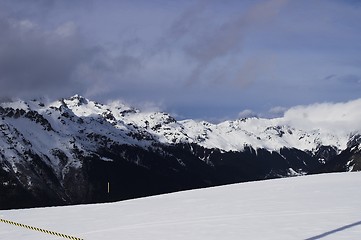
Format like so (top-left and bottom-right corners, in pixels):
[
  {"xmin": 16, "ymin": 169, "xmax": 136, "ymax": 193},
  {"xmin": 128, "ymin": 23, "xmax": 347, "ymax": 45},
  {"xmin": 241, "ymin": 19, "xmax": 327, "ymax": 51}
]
[
  {"xmin": 1, "ymin": 172, "xmax": 361, "ymax": 240},
  {"xmin": 1, "ymin": 95, "xmax": 360, "ymax": 209}
]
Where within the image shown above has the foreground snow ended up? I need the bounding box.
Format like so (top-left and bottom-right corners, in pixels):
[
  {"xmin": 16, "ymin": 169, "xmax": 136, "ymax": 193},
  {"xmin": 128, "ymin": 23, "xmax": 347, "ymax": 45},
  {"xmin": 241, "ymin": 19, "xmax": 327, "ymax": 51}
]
[{"xmin": 1, "ymin": 172, "xmax": 361, "ymax": 240}]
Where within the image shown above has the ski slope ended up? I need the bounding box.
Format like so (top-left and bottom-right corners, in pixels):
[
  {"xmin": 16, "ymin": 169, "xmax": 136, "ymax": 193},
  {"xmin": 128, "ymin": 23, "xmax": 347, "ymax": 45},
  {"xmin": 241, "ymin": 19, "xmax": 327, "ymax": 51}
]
[{"xmin": 1, "ymin": 172, "xmax": 361, "ymax": 240}]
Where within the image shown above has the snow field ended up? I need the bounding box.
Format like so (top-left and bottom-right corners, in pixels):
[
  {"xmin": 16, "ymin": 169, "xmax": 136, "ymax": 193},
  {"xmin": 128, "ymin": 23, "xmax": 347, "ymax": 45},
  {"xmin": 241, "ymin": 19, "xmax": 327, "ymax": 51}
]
[{"xmin": 1, "ymin": 172, "xmax": 361, "ymax": 239}]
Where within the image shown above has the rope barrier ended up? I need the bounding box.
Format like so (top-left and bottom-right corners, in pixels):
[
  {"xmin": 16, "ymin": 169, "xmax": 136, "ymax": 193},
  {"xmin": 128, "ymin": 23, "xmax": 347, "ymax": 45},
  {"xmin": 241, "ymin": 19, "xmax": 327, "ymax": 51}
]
[{"xmin": 0, "ymin": 218, "xmax": 83, "ymax": 240}]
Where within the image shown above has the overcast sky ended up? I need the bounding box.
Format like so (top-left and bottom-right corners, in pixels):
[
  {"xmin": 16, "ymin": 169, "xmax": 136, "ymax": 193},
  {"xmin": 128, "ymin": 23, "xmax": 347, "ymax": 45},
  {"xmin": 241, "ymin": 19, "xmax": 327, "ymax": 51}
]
[{"xmin": 0, "ymin": 0, "xmax": 360, "ymax": 121}]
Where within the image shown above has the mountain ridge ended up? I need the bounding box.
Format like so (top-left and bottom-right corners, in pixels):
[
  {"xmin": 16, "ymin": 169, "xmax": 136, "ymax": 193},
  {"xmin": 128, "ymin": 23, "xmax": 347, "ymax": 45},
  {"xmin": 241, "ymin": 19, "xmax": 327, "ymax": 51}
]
[
  {"xmin": 1, "ymin": 94, "xmax": 356, "ymax": 152},
  {"xmin": 0, "ymin": 95, "xmax": 360, "ymax": 209}
]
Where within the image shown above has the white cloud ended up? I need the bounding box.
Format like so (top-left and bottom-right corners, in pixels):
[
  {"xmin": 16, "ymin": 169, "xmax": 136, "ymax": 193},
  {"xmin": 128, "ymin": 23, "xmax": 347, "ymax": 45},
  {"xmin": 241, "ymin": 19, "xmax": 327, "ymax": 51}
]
[
  {"xmin": 238, "ymin": 109, "xmax": 257, "ymax": 118},
  {"xmin": 16, "ymin": 19, "xmax": 37, "ymax": 30},
  {"xmin": 280, "ymin": 98, "xmax": 361, "ymax": 133},
  {"xmin": 55, "ymin": 21, "xmax": 77, "ymax": 38}
]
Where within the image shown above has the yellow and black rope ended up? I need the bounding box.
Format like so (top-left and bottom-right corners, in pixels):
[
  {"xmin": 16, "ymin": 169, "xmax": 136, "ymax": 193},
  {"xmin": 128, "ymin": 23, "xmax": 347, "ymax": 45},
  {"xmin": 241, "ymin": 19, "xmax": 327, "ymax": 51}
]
[{"xmin": 0, "ymin": 218, "xmax": 83, "ymax": 240}]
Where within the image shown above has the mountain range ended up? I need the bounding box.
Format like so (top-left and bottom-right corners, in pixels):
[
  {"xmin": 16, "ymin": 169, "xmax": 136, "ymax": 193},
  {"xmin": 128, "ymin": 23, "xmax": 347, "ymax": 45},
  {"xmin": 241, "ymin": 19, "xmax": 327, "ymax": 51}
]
[{"xmin": 1, "ymin": 95, "xmax": 360, "ymax": 209}]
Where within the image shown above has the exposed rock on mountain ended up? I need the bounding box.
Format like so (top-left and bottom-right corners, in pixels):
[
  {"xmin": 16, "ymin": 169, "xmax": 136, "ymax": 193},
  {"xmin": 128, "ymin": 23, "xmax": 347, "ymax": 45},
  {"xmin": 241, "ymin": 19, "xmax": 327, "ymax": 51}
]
[{"xmin": 0, "ymin": 95, "xmax": 359, "ymax": 209}]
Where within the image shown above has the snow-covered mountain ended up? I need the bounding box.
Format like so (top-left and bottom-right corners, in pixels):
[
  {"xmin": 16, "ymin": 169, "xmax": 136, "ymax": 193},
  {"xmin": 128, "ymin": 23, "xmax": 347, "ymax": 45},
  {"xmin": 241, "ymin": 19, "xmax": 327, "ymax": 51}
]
[
  {"xmin": 0, "ymin": 95, "xmax": 360, "ymax": 209},
  {"xmin": 1, "ymin": 172, "xmax": 361, "ymax": 240}
]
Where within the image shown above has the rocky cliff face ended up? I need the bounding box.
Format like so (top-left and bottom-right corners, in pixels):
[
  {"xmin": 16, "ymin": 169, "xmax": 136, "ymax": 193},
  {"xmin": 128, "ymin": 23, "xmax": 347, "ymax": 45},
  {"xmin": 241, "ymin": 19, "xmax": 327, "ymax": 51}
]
[
  {"xmin": 316, "ymin": 135, "xmax": 361, "ymax": 173},
  {"xmin": 0, "ymin": 95, "xmax": 359, "ymax": 209}
]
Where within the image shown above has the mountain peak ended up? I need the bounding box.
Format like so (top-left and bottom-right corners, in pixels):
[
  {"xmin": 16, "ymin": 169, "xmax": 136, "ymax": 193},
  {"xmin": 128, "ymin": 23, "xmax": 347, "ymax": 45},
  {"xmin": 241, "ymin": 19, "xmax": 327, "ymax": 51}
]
[
  {"xmin": 67, "ymin": 94, "xmax": 89, "ymax": 106},
  {"xmin": 0, "ymin": 99, "xmax": 30, "ymax": 110}
]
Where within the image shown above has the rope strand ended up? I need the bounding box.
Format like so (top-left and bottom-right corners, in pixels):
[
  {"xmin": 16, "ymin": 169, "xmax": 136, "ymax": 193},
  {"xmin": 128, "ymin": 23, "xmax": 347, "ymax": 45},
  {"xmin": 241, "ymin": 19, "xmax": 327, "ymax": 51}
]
[{"xmin": 0, "ymin": 218, "xmax": 83, "ymax": 240}]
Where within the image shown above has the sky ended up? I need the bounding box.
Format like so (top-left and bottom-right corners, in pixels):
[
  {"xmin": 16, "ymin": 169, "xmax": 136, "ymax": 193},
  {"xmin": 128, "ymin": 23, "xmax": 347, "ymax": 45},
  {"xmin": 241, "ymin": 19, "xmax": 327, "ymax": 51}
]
[{"xmin": 0, "ymin": 0, "xmax": 361, "ymax": 121}]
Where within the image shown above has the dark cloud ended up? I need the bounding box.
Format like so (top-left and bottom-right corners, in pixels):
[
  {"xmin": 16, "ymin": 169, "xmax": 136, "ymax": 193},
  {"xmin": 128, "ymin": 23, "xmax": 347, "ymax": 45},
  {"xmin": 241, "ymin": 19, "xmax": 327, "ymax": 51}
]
[
  {"xmin": 324, "ymin": 74, "xmax": 361, "ymax": 85},
  {"xmin": 0, "ymin": 0, "xmax": 360, "ymax": 121},
  {"xmin": 167, "ymin": 1, "xmax": 207, "ymax": 42},
  {"xmin": 73, "ymin": 46, "xmax": 143, "ymax": 98},
  {"xmin": 324, "ymin": 74, "xmax": 337, "ymax": 81},
  {"xmin": 160, "ymin": 0, "xmax": 288, "ymax": 86},
  {"xmin": 0, "ymin": 12, "xmax": 143, "ymax": 100},
  {"xmin": 0, "ymin": 16, "xmax": 87, "ymax": 99}
]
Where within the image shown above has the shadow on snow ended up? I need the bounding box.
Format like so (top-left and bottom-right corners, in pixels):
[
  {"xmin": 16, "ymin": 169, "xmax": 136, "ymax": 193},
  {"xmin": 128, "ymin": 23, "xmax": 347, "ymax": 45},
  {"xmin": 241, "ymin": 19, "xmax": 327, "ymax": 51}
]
[{"xmin": 305, "ymin": 220, "xmax": 361, "ymax": 240}]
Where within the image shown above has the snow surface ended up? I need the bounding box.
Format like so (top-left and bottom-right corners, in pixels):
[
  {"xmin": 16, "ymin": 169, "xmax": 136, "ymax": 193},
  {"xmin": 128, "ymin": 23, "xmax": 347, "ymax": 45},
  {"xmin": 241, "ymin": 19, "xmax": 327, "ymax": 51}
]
[{"xmin": 1, "ymin": 172, "xmax": 361, "ymax": 240}]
